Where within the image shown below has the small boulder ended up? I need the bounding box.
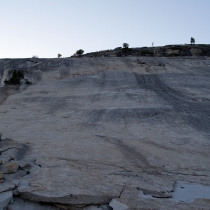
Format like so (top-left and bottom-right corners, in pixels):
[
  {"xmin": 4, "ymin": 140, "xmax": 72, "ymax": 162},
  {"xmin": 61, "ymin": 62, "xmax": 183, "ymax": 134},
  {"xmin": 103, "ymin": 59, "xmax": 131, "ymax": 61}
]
[{"xmin": 0, "ymin": 162, "xmax": 19, "ymax": 174}]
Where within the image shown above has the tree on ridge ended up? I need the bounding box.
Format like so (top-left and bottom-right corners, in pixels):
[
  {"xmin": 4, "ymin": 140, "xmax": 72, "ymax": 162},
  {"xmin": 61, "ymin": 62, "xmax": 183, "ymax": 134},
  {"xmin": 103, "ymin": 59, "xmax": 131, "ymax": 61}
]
[
  {"xmin": 76, "ymin": 49, "xmax": 84, "ymax": 55},
  {"xmin": 123, "ymin": 43, "xmax": 129, "ymax": 48},
  {"xmin": 190, "ymin": 37, "xmax": 195, "ymax": 44}
]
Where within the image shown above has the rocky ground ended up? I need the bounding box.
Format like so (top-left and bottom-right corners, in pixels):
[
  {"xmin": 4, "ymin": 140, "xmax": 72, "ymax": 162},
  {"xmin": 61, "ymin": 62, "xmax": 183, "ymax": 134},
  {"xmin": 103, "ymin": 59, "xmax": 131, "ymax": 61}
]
[
  {"xmin": 76, "ymin": 44, "xmax": 210, "ymax": 58},
  {"xmin": 0, "ymin": 57, "xmax": 210, "ymax": 209}
]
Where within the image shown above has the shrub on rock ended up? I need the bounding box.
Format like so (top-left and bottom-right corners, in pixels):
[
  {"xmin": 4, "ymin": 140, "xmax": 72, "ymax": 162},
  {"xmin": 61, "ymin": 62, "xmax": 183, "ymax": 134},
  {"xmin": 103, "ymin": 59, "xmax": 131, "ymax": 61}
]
[
  {"xmin": 4, "ymin": 70, "xmax": 32, "ymax": 85},
  {"xmin": 191, "ymin": 37, "xmax": 195, "ymax": 44},
  {"xmin": 4, "ymin": 70, "xmax": 24, "ymax": 85},
  {"xmin": 76, "ymin": 49, "xmax": 84, "ymax": 55},
  {"xmin": 123, "ymin": 43, "xmax": 129, "ymax": 49}
]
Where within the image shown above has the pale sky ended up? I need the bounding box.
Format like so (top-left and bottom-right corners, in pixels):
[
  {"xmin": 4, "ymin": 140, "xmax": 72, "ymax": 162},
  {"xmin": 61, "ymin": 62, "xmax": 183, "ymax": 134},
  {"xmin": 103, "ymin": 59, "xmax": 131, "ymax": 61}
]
[{"xmin": 0, "ymin": 0, "xmax": 209, "ymax": 58}]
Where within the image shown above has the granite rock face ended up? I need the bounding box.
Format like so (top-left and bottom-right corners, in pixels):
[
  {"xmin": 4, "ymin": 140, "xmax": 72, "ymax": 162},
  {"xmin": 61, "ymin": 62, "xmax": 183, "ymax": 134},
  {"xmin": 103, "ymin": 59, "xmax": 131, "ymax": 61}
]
[{"xmin": 0, "ymin": 56, "xmax": 210, "ymax": 209}]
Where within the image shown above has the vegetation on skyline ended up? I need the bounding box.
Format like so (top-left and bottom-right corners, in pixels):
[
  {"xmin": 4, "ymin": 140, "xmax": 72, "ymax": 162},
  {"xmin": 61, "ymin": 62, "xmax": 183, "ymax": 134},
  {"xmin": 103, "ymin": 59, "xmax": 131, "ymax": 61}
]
[
  {"xmin": 76, "ymin": 49, "xmax": 84, "ymax": 55},
  {"xmin": 191, "ymin": 37, "xmax": 195, "ymax": 44},
  {"xmin": 123, "ymin": 43, "xmax": 129, "ymax": 48}
]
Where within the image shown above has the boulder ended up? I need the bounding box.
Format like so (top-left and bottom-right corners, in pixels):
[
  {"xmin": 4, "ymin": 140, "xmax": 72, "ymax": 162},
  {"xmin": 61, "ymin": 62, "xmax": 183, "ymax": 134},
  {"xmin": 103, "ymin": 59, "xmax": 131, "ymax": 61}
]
[{"xmin": 0, "ymin": 162, "xmax": 19, "ymax": 174}]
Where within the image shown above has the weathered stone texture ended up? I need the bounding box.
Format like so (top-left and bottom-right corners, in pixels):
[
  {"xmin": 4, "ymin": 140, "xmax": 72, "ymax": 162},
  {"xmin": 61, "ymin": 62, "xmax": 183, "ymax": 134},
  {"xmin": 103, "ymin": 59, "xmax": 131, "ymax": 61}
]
[{"xmin": 0, "ymin": 56, "xmax": 210, "ymax": 209}]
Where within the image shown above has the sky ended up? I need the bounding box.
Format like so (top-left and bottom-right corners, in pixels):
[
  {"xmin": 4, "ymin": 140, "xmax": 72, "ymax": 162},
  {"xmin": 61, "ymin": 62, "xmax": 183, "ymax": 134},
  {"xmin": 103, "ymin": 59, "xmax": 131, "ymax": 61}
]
[{"xmin": 0, "ymin": 0, "xmax": 210, "ymax": 58}]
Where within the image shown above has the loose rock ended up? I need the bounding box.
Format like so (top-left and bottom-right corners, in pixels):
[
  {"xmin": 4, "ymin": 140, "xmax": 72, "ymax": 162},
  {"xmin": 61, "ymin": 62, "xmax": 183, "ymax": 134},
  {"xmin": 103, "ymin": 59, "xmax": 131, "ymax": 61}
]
[{"xmin": 0, "ymin": 162, "xmax": 19, "ymax": 174}]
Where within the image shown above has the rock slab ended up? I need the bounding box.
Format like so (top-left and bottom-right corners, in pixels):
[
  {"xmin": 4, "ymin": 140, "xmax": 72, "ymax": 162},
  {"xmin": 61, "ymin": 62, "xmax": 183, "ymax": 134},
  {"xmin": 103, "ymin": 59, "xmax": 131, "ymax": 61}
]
[
  {"xmin": 0, "ymin": 190, "xmax": 13, "ymax": 210},
  {"xmin": 109, "ymin": 199, "xmax": 129, "ymax": 210},
  {"xmin": 0, "ymin": 180, "xmax": 15, "ymax": 193},
  {"xmin": 0, "ymin": 172, "xmax": 3, "ymax": 180},
  {"xmin": 7, "ymin": 197, "xmax": 59, "ymax": 210}
]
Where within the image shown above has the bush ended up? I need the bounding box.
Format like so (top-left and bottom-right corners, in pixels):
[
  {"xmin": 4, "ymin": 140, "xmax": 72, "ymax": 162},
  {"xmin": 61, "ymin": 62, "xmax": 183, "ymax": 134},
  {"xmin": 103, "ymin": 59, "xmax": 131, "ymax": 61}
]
[
  {"xmin": 4, "ymin": 70, "xmax": 32, "ymax": 85},
  {"xmin": 76, "ymin": 49, "xmax": 84, "ymax": 55},
  {"xmin": 4, "ymin": 70, "xmax": 24, "ymax": 85},
  {"xmin": 123, "ymin": 43, "xmax": 129, "ymax": 49},
  {"xmin": 191, "ymin": 37, "xmax": 195, "ymax": 44}
]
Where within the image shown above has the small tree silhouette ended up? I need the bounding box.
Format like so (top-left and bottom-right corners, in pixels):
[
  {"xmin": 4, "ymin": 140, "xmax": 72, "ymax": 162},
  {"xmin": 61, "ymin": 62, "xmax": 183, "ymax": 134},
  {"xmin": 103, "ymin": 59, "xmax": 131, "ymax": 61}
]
[
  {"xmin": 123, "ymin": 43, "xmax": 129, "ymax": 48},
  {"xmin": 190, "ymin": 37, "xmax": 195, "ymax": 44},
  {"xmin": 76, "ymin": 49, "xmax": 84, "ymax": 55}
]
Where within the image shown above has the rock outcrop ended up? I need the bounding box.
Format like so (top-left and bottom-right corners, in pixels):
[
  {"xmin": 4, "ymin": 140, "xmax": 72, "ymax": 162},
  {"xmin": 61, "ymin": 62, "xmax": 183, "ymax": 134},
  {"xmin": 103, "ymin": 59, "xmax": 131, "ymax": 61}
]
[
  {"xmin": 73, "ymin": 44, "xmax": 210, "ymax": 58},
  {"xmin": 0, "ymin": 56, "xmax": 210, "ymax": 209}
]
